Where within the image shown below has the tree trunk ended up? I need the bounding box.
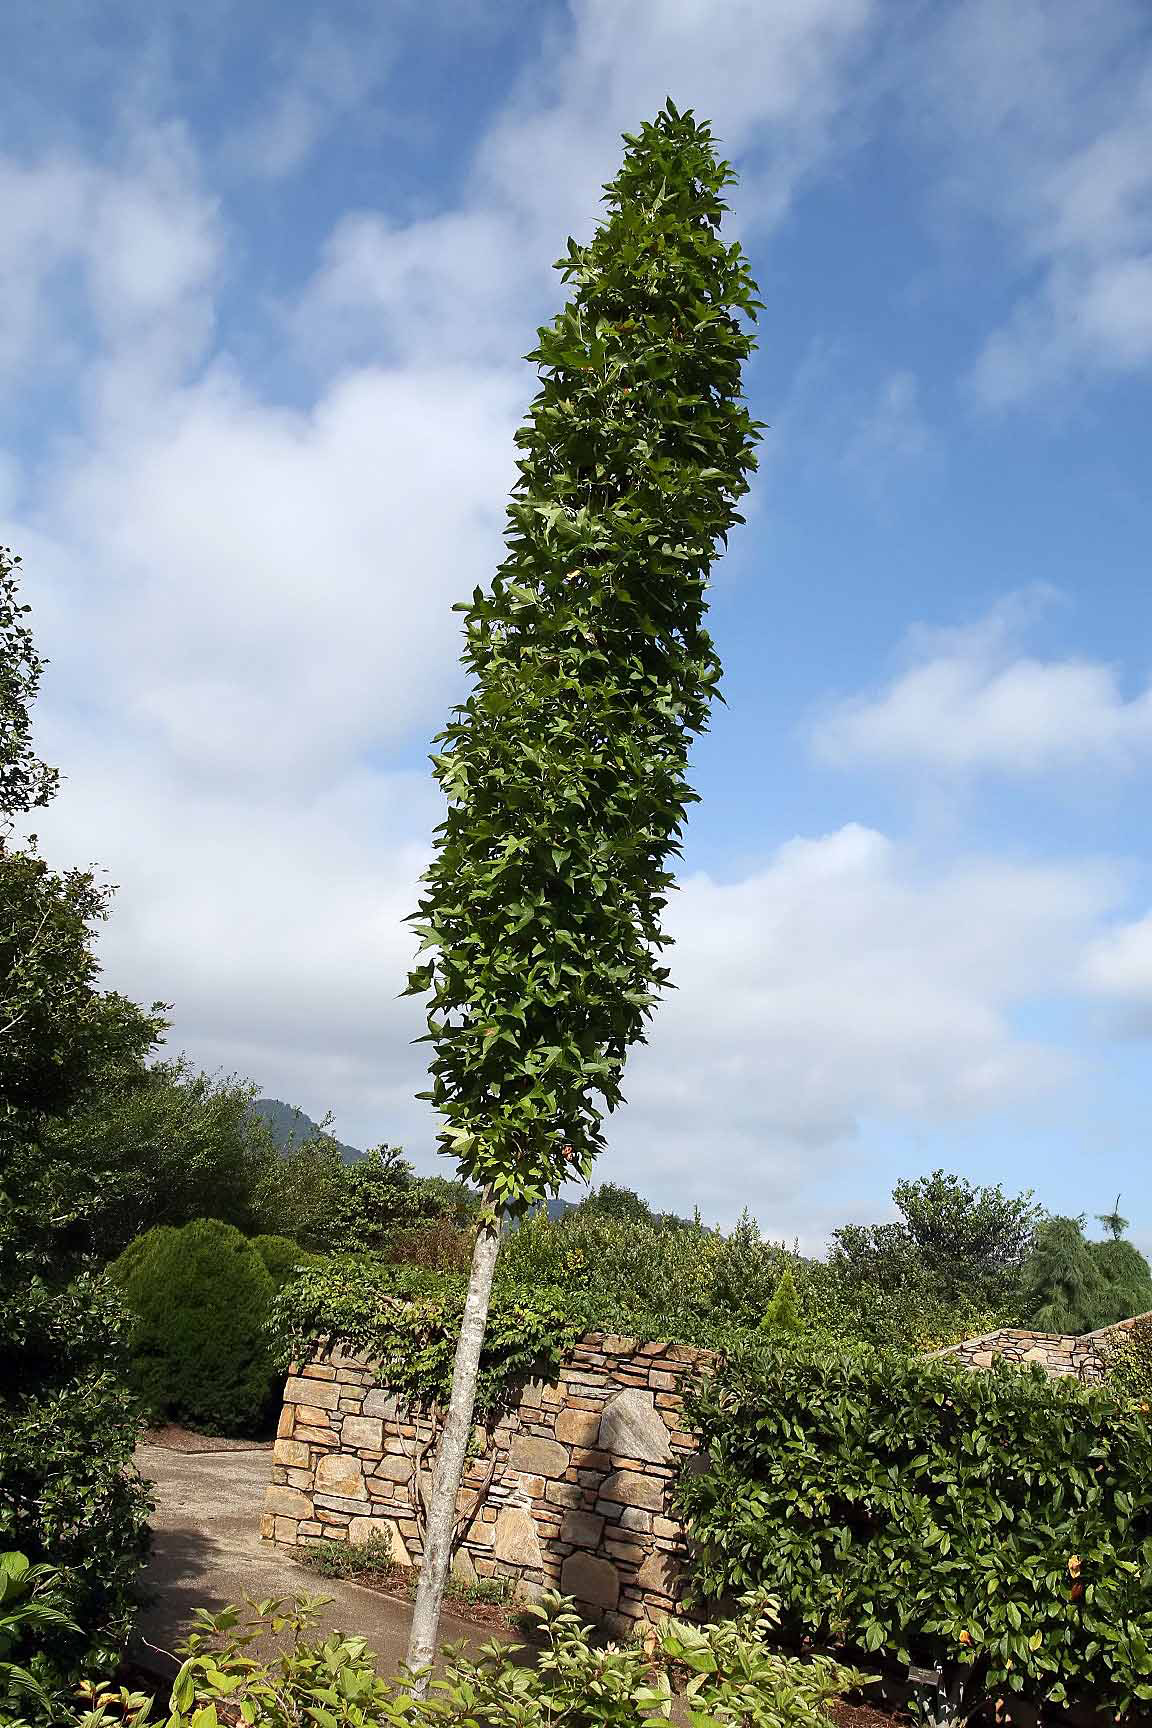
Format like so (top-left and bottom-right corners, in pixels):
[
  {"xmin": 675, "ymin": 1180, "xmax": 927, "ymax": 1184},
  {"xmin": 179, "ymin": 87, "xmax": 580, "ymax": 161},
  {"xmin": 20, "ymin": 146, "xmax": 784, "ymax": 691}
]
[{"xmin": 404, "ymin": 1207, "xmax": 501, "ymax": 1683}]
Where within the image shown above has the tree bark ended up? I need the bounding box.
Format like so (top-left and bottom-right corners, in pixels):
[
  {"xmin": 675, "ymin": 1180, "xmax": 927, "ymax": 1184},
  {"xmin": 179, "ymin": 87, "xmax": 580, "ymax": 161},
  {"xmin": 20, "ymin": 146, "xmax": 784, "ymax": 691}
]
[{"xmin": 404, "ymin": 1207, "xmax": 501, "ymax": 1683}]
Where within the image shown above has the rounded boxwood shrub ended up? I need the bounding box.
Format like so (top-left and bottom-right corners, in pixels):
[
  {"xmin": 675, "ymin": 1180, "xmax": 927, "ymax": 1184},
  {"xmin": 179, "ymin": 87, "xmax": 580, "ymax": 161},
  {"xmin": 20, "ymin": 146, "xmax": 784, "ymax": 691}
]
[
  {"xmin": 248, "ymin": 1234, "xmax": 318, "ymax": 1291},
  {"xmin": 110, "ymin": 1217, "xmax": 276, "ymax": 1437}
]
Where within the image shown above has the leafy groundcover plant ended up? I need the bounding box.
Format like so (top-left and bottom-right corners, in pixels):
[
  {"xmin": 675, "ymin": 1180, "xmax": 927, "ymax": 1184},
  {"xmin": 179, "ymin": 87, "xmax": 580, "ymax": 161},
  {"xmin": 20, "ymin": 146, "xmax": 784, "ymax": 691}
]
[
  {"xmin": 679, "ymin": 1338, "xmax": 1152, "ymax": 1721},
  {"xmin": 146, "ymin": 1589, "xmax": 865, "ymax": 1727}
]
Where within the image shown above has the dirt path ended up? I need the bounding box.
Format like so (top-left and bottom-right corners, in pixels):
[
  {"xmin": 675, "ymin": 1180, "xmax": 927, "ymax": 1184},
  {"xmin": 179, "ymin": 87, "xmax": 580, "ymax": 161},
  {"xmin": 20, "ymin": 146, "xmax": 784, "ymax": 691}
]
[{"xmin": 133, "ymin": 1441, "xmax": 508, "ymax": 1681}]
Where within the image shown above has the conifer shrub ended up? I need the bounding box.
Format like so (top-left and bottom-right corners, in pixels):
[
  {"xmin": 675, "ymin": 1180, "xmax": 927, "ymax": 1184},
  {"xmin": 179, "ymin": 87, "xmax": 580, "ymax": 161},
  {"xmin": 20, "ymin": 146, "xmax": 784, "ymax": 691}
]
[
  {"xmin": 248, "ymin": 1234, "xmax": 318, "ymax": 1291},
  {"xmin": 679, "ymin": 1338, "xmax": 1152, "ymax": 1718},
  {"xmin": 110, "ymin": 1217, "xmax": 277, "ymax": 1436},
  {"xmin": 760, "ymin": 1266, "xmax": 801, "ymax": 1333}
]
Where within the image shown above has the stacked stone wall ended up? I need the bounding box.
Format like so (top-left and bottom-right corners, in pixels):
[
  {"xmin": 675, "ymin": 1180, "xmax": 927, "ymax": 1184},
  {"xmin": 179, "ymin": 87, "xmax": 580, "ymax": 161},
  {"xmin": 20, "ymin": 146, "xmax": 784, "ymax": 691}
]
[
  {"xmin": 930, "ymin": 1312, "xmax": 1152, "ymax": 1380},
  {"xmin": 262, "ymin": 1332, "xmax": 713, "ymax": 1636}
]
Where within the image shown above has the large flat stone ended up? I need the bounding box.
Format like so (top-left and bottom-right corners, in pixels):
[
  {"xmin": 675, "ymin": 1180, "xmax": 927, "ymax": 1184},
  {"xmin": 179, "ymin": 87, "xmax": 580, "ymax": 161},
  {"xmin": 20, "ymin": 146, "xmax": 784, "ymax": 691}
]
[
  {"xmin": 343, "ymin": 1415, "xmax": 384, "ymax": 1451},
  {"xmin": 554, "ymin": 1409, "xmax": 601, "ymax": 1447},
  {"xmin": 561, "ymin": 1552, "xmax": 619, "ymax": 1610},
  {"xmin": 373, "ymin": 1455, "xmax": 414, "ymax": 1483},
  {"xmin": 509, "ymin": 1434, "xmax": 569, "ymax": 1478},
  {"xmin": 265, "ymin": 1485, "xmax": 312, "ymax": 1518},
  {"xmin": 316, "ymin": 1454, "xmax": 367, "ymax": 1500},
  {"xmin": 362, "ymin": 1390, "xmax": 401, "ymax": 1420},
  {"xmin": 560, "ymin": 1510, "xmax": 604, "ymax": 1547},
  {"xmin": 600, "ymin": 1470, "xmax": 664, "ymax": 1512},
  {"xmin": 283, "ymin": 1376, "xmax": 342, "ymax": 1410},
  {"xmin": 493, "ymin": 1507, "xmax": 542, "ymax": 1567},
  {"xmin": 598, "ymin": 1389, "xmax": 672, "ymax": 1465},
  {"xmin": 347, "ymin": 1516, "xmax": 411, "ymax": 1564},
  {"xmin": 636, "ymin": 1549, "xmax": 681, "ymax": 1597}
]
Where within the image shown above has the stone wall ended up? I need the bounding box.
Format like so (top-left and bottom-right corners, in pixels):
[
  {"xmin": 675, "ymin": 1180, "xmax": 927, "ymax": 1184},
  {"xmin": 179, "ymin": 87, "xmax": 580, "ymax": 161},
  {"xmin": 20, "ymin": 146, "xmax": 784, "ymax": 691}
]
[
  {"xmin": 262, "ymin": 1332, "xmax": 713, "ymax": 1635},
  {"xmin": 931, "ymin": 1312, "xmax": 1151, "ymax": 1380}
]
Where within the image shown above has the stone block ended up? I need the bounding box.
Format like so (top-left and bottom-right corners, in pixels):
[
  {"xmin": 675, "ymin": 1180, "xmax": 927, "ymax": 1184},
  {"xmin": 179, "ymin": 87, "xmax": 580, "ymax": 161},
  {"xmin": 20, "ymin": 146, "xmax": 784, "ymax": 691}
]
[
  {"xmin": 284, "ymin": 1468, "xmax": 312, "ymax": 1489},
  {"xmin": 343, "ymin": 1415, "xmax": 385, "ymax": 1450},
  {"xmin": 277, "ymin": 1406, "xmax": 296, "ymax": 1439},
  {"xmin": 493, "ymin": 1508, "xmax": 543, "ymax": 1567},
  {"xmin": 316, "ymin": 1454, "xmax": 367, "ymax": 1499},
  {"xmin": 274, "ymin": 1437, "xmax": 310, "ymax": 1468},
  {"xmin": 510, "ymin": 1434, "xmax": 569, "ymax": 1477},
  {"xmin": 266, "ymin": 1485, "xmax": 312, "ymax": 1518},
  {"xmin": 315, "ymin": 1491, "xmax": 373, "ymax": 1514},
  {"xmin": 616, "ymin": 1506, "xmax": 652, "ymax": 1533},
  {"xmin": 560, "ymin": 1510, "xmax": 604, "ymax": 1547},
  {"xmin": 561, "ymin": 1552, "xmax": 619, "ymax": 1610},
  {"xmin": 348, "ymin": 1516, "xmax": 411, "ymax": 1564},
  {"xmin": 304, "ymin": 1364, "xmax": 337, "ymax": 1381},
  {"xmin": 283, "ymin": 1376, "xmax": 342, "ymax": 1410},
  {"xmin": 636, "ymin": 1549, "xmax": 681, "ymax": 1597},
  {"xmin": 361, "ymin": 1389, "xmax": 401, "ymax": 1419},
  {"xmin": 554, "ymin": 1409, "xmax": 601, "ymax": 1447},
  {"xmin": 274, "ymin": 1517, "xmax": 299, "ymax": 1544},
  {"xmin": 295, "ymin": 1425, "xmax": 335, "ymax": 1446},
  {"xmin": 605, "ymin": 1539, "xmax": 645, "ymax": 1565},
  {"xmin": 570, "ymin": 1447, "xmax": 610, "ymax": 1471},
  {"xmin": 649, "ymin": 1371, "xmax": 676, "ymax": 1391},
  {"xmin": 600, "ymin": 1470, "xmax": 664, "ymax": 1511},
  {"xmin": 545, "ymin": 1480, "xmax": 583, "ymax": 1507},
  {"xmin": 260, "ymin": 1513, "xmax": 276, "ymax": 1540},
  {"xmin": 299, "ymin": 1521, "xmax": 322, "ymax": 1538},
  {"xmin": 373, "ymin": 1455, "xmax": 414, "ymax": 1483}
]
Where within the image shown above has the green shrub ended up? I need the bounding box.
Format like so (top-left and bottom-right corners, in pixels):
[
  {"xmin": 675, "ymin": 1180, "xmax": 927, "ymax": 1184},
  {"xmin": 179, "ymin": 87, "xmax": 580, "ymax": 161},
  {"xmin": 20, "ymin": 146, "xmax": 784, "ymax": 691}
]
[
  {"xmin": 272, "ymin": 1257, "xmax": 576, "ymax": 1418},
  {"xmin": 0, "ymin": 1275, "xmax": 151, "ymax": 1711},
  {"xmin": 164, "ymin": 1590, "xmax": 866, "ymax": 1725},
  {"xmin": 679, "ymin": 1337, "xmax": 1152, "ymax": 1718},
  {"xmin": 249, "ymin": 1234, "xmax": 319, "ymax": 1291},
  {"xmin": 110, "ymin": 1217, "xmax": 277, "ymax": 1436},
  {"xmin": 760, "ymin": 1267, "xmax": 800, "ymax": 1333},
  {"xmin": 1102, "ymin": 1315, "xmax": 1152, "ymax": 1408}
]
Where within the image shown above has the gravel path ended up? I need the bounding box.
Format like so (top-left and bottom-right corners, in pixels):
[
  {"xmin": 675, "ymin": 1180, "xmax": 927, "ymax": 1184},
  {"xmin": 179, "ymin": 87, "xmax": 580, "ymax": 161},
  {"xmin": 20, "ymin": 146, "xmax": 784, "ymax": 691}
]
[{"xmin": 133, "ymin": 1441, "xmax": 506, "ymax": 1682}]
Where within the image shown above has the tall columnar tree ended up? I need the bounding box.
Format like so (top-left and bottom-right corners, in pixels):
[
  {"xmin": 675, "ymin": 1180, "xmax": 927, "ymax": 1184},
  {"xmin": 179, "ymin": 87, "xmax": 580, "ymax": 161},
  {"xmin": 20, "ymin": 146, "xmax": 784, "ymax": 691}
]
[{"xmin": 402, "ymin": 103, "xmax": 761, "ymax": 1669}]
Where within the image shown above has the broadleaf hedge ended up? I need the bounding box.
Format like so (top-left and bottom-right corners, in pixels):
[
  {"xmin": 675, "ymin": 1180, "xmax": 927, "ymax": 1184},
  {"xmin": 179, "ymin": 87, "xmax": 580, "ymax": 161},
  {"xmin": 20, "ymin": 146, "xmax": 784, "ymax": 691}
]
[{"xmin": 678, "ymin": 1340, "xmax": 1152, "ymax": 1716}]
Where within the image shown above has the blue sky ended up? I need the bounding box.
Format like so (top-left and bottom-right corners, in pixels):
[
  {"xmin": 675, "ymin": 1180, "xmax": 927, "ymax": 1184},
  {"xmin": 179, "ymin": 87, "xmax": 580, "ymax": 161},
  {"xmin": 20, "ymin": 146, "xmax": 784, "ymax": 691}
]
[{"xmin": 6, "ymin": 0, "xmax": 1152, "ymax": 1247}]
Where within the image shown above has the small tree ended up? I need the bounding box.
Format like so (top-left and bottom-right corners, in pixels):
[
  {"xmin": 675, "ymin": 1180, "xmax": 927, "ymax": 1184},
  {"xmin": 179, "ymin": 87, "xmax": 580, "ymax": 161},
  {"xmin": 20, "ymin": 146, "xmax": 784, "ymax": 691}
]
[
  {"xmin": 760, "ymin": 1266, "xmax": 801, "ymax": 1334},
  {"xmin": 402, "ymin": 102, "xmax": 761, "ymax": 1669}
]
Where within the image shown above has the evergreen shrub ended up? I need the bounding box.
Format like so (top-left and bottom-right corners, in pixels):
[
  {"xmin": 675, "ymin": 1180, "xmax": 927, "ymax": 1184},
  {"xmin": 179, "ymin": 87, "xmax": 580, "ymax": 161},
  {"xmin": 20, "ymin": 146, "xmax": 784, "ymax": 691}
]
[
  {"xmin": 679, "ymin": 1338, "xmax": 1152, "ymax": 1717},
  {"xmin": 110, "ymin": 1217, "xmax": 277, "ymax": 1436},
  {"xmin": 0, "ymin": 1274, "xmax": 150, "ymax": 1703},
  {"xmin": 248, "ymin": 1234, "xmax": 318, "ymax": 1291}
]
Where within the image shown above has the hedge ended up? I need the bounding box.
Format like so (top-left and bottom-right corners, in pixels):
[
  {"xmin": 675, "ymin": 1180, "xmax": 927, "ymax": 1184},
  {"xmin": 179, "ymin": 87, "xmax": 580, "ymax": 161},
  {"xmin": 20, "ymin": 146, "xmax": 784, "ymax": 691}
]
[{"xmin": 678, "ymin": 1339, "xmax": 1152, "ymax": 1717}]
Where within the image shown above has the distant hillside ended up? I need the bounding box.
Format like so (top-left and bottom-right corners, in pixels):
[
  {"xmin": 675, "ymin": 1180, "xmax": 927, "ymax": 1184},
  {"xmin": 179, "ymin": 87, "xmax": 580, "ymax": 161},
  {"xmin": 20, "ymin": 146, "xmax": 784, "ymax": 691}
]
[{"xmin": 249, "ymin": 1098, "xmax": 362, "ymax": 1165}]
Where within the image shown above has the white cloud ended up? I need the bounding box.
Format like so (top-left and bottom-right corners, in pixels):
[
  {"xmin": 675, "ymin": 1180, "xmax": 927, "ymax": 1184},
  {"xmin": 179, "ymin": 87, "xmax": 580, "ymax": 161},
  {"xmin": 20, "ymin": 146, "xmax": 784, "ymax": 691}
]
[
  {"xmin": 813, "ymin": 597, "xmax": 1152, "ymax": 773},
  {"xmin": 0, "ymin": 128, "xmax": 220, "ymax": 390},
  {"xmin": 1082, "ymin": 916, "xmax": 1152, "ymax": 1016},
  {"xmin": 21, "ymin": 362, "xmax": 519, "ymax": 789},
  {"xmin": 916, "ymin": 0, "xmax": 1152, "ymax": 403},
  {"xmin": 577, "ymin": 824, "xmax": 1124, "ymax": 1226},
  {"xmin": 294, "ymin": 0, "xmax": 880, "ymax": 371}
]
